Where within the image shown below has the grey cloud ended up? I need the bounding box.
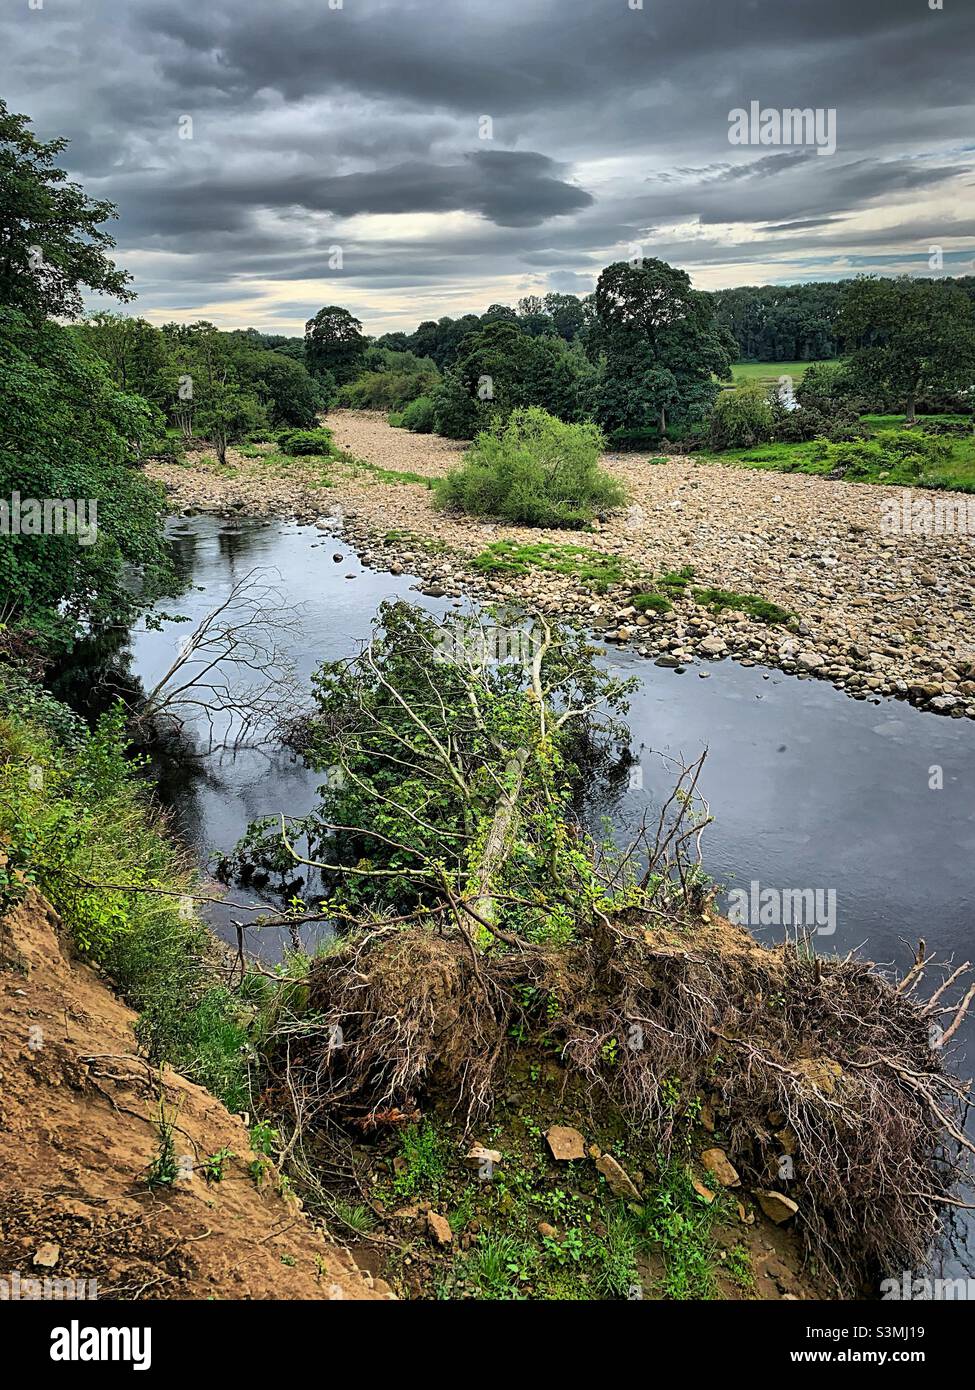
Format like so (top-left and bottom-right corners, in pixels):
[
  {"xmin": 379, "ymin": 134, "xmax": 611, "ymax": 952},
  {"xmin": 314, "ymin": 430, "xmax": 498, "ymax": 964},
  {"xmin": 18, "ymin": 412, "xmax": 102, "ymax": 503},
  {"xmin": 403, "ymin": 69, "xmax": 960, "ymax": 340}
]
[{"xmin": 0, "ymin": 0, "xmax": 971, "ymax": 330}]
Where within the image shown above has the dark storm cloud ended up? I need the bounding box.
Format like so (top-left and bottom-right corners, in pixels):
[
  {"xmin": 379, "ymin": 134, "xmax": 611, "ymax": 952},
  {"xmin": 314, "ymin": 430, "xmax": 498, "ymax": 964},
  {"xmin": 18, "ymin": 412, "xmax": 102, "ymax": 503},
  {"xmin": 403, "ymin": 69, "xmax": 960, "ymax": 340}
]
[
  {"xmin": 114, "ymin": 151, "xmax": 591, "ymax": 239},
  {"xmin": 0, "ymin": 0, "xmax": 972, "ymax": 328}
]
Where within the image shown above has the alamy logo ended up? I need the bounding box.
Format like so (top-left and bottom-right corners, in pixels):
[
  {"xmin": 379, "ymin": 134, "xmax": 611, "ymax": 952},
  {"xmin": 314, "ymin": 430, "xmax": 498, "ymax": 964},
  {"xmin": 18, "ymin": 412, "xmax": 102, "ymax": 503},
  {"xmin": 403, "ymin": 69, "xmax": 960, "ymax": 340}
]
[
  {"xmin": 0, "ymin": 1271, "xmax": 97, "ymax": 1300},
  {"xmin": 0, "ymin": 493, "xmax": 98, "ymax": 547},
  {"xmin": 881, "ymin": 1271, "xmax": 975, "ymax": 1300},
  {"xmin": 50, "ymin": 1321, "xmax": 151, "ymax": 1370},
  {"xmin": 437, "ymin": 621, "xmax": 540, "ymax": 667},
  {"xmin": 881, "ymin": 490, "xmax": 975, "ymax": 536},
  {"xmin": 727, "ymin": 879, "xmax": 837, "ymax": 936},
  {"xmin": 728, "ymin": 102, "xmax": 837, "ymax": 156}
]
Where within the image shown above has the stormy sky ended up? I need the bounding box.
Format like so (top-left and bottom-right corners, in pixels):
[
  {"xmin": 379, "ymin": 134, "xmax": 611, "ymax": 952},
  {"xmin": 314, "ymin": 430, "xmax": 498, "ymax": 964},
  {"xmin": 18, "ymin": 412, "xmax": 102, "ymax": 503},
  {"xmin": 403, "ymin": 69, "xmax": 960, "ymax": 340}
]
[{"xmin": 2, "ymin": 0, "xmax": 973, "ymax": 334}]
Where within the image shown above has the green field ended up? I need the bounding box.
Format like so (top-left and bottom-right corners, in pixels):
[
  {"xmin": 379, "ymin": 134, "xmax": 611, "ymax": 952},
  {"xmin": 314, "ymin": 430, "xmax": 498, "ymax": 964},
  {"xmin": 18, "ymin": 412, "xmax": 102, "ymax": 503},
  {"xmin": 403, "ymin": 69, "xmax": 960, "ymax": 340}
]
[{"xmin": 727, "ymin": 359, "xmax": 832, "ymax": 387}]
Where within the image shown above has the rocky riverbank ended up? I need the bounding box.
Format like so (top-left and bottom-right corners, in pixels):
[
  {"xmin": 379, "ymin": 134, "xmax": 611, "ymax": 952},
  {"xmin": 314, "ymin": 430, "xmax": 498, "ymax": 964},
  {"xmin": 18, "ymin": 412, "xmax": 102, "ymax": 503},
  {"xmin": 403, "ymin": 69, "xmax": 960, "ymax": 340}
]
[{"xmin": 147, "ymin": 411, "xmax": 975, "ymax": 719}]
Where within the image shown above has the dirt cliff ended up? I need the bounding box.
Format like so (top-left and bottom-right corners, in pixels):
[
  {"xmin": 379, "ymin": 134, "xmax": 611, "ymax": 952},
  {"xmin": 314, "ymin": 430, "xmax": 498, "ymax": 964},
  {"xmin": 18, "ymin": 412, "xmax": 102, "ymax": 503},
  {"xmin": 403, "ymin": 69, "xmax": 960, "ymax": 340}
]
[{"xmin": 0, "ymin": 892, "xmax": 391, "ymax": 1300}]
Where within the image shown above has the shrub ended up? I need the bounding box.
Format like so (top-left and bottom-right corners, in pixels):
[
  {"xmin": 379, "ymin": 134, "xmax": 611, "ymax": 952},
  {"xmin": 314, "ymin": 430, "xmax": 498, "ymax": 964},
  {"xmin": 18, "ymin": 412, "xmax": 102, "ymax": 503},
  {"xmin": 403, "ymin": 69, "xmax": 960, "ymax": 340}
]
[
  {"xmin": 708, "ymin": 382, "xmax": 775, "ymax": 450},
  {"xmin": 397, "ymin": 394, "xmax": 436, "ymax": 433},
  {"xmin": 771, "ymin": 402, "xmax": 865, "ymax": 445},
  {"xmin": 277, "ymin": 426, "xmax": 335, "ymax": 457},
  {"xmin": 0, "ymin": 694, "xmax": 254, "ymax": 1108},
  {"xmin": 811, "ymin": 429, "xmax": 952, "ymax": 481},
  {"xmin": 436, "ymin": 408, "xmax": 625, "ymax": 529},
  {"xmin": 338, "ymin": 367, "xmax": 438, "ymax": 411},
  {"xmin": 431, "ymin": 371, "xmax": 483, "ymax": 439}
]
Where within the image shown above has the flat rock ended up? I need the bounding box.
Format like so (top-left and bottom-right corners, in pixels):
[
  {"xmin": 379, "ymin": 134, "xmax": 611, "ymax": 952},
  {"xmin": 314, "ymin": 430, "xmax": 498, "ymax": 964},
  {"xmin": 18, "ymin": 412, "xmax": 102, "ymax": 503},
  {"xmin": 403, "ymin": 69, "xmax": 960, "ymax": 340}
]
[
  {"xmin": 426, "ymin": 1211, "xmax": 452, "ymax": 1246},
  {"xmin": 545, "ymin": 1125, "xmax": 586, "ymax": 1162},
  {"xmin": 700, "ymin": 1147, "xmax": 741, "ymax": 1188},
  {"xmin": 595, "ymin": 1152, "xmax": 642, "ymax": 1201},
  {"xmin": 755, "ymin": 1190, "xmax": 799, "ymax": 1224},
  {"xmin": 465, "ymin": 1145, "xmax": 502, "ymax": 1169}
]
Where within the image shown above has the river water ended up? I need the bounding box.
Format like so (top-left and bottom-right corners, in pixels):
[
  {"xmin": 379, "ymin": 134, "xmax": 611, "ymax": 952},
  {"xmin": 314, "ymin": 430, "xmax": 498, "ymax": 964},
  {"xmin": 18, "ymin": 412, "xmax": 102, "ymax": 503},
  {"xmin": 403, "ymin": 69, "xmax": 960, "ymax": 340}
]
[{"xmin": 124, "ymin": 513, "xmax": 975, "ymax": 1270}]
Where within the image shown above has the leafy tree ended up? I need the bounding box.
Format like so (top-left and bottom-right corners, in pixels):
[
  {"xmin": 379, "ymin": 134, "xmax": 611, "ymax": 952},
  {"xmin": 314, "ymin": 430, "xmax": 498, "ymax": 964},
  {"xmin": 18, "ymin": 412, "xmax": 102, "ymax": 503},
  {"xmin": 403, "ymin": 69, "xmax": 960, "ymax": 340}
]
[
  {"xmin": 196, "ymin": 382, "xmax": 265, "ymax": 465},
  {"xmin": 77, "ymin": 313, "xmax": 173, "ymax": 410},
  {"xmin": 0, "ymin": 99, "xmax": 133, "ymax": 320},
  {"xmin": 304, "ymin": 305, "xmax": 366, "ymax": 385},
  {"xmin": 234, "ymin": 349, "xmax": 322, "ymax": 428},
  {"xmin": 839, "ymin": 276, "xmax": 975, "ymax": 422},
  {"xmin": 543, "ymin": 292, "xmax": 586, "ymax": 341},
  {"xmin": 161, "ymin": 321, "xmax": 269, "ymax": 451},
  {"xmin": 592, "ymin": 260, "xmax": 735, "ymax": 436},
  {"xmin": 439, "ymin": 320, "xmax": 594, "ymax": 435},
  {"xmin": 0, "ymin": 309, "xmax": 174, "ymax": 647}
]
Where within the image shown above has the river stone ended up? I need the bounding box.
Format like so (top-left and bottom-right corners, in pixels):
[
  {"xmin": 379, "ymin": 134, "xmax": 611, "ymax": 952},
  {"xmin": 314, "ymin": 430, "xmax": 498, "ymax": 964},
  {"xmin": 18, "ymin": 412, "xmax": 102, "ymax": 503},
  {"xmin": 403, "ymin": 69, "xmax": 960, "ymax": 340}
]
[{"xmin": 699, "ymin": 636, "xmax": 728, "ymax": 658}]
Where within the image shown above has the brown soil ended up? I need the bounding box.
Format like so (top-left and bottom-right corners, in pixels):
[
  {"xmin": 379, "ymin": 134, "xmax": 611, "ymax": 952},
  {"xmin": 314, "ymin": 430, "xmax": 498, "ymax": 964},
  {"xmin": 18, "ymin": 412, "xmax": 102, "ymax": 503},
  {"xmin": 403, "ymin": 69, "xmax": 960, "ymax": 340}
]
[{"xmin": 0, "ymin": 892, "xmax": 392, "ymax": 1300}]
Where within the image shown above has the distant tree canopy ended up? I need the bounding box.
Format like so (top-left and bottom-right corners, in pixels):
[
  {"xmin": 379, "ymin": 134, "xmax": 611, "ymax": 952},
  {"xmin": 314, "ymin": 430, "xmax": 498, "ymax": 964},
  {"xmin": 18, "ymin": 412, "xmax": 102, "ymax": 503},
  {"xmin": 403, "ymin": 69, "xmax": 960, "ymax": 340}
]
[
  {"xmin": 372, "ymin": 275, "xmax": 975, "ymax": 375},
  {"xmin": 839, "ymin": 276, "xmax": 975, "ymax": 421},
  {"xmin": 708, "ymin": 282, "xmax": 849, "ymax": 362}
]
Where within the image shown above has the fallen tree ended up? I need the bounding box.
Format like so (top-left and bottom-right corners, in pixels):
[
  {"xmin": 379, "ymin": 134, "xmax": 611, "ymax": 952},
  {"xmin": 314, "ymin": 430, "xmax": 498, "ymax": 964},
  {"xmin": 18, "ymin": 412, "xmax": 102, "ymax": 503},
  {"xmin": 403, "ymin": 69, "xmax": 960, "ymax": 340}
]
[{"xmin": 237, "ymin": 602, "xmax": 973, "ymax": 1296}]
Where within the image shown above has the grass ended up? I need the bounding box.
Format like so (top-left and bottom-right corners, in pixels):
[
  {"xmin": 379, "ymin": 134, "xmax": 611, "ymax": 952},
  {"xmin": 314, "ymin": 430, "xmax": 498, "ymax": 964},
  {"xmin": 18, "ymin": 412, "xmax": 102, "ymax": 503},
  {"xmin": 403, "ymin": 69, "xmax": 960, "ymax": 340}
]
[
  {"xmin": 473, "ymin": 540, "xmax": 636, "ymax": 592},
  {"xmin": 633, "ymin": 1159, "xmax": 732, "ymax": 1300},
  {"xmin": 339, "ymin": 453, "xmax": 436, "ymax": 488},
  {"xmin": 700, "ymin": 416, "xmax": 975, "ymax": 491},
  {"xmin": 690, "ymin": 587, "xmax": 795, "ymax": 626},
  {"xmin": 391, "ymin": 1120, "xmax": 452, "ymax": 1200},
  {"xmin": 727, "ymin": 359, "xmax": 831, "ymax": 387}
]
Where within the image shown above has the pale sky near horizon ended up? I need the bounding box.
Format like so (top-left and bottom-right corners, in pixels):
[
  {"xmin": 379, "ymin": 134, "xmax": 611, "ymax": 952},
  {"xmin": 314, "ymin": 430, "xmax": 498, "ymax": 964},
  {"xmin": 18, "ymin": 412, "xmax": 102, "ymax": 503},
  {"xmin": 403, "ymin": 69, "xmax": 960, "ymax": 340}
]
[{"xmin": 2, "ymin": 0, "xmax": 973, "ymax": 336}]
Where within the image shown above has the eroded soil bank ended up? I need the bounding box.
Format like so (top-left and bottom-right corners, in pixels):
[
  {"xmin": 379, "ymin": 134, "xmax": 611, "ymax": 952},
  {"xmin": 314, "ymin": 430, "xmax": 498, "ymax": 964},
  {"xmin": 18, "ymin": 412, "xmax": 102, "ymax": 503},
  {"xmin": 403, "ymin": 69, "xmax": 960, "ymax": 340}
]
[
  {"xmin": 0, "ymin": 892, "xmax": 392, "ymax": 1300},
  {"xmin": 148, "ymin": 410, "xmax": 975, "ymax": 719}
]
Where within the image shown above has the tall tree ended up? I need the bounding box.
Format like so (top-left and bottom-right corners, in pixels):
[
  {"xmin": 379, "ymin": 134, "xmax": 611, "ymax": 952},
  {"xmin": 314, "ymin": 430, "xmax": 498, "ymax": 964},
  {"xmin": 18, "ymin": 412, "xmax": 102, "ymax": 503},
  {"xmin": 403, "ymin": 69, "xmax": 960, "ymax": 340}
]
[
  {"xmin": 0, "ymin": 99, "xmax": 133, "ymax": 321},
  {"xmin": 304, "ymin": 305, "xmax": 366, "ymax": 385},
  {"xmin": 592, "ymin": 259, "xmax": 735, "ymax": 435}
]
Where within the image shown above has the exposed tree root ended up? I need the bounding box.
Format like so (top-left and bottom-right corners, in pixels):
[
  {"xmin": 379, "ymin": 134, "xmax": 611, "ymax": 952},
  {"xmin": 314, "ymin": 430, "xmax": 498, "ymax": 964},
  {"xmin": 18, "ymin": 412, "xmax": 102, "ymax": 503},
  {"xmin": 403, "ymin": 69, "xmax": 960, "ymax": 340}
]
[{"xmin": 268, "ymin": 909, "xmax": 972, "ymax": 1297}]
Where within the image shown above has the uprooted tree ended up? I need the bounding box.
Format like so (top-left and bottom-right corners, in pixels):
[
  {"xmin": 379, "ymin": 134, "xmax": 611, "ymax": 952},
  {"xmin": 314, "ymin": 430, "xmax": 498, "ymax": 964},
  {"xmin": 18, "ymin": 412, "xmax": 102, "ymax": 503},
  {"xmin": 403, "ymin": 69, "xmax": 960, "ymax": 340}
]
[{"xmin": 230, "ymin": 601, "xmax": 973, "ymax": 1295}]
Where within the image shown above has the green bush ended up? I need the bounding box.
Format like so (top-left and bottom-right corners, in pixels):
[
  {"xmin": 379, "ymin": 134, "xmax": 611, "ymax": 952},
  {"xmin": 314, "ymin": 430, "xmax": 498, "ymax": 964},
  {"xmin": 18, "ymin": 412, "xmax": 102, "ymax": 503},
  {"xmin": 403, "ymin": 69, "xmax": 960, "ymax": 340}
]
[
  {"xmin": 0, "ymin": 693, "xmax": 254, "ymax": 1108},
  {"xmin": 397, "ymin": 394, "xmax": 436, "ymax": 433},
  {"xmin": 338, "ymin": 367, "xmax": 438, "ymax": 411},
  {"xmin": 277, "ymin": 426, "xmax": 335, "ymax": 457},
  {"xmin": 436, "ymin": 408, "xmax": 625, "ymax": 529},
  {"xmin": 709, "ymin": 382, "xmax": 775, "ymax": 450},
  {"xmin": 431, "ymin": 370, "xmax": 483, "ymax": 439},
  {"xmin": 812, "ymin": 429, "xmax": 951, "ymax": 481}
]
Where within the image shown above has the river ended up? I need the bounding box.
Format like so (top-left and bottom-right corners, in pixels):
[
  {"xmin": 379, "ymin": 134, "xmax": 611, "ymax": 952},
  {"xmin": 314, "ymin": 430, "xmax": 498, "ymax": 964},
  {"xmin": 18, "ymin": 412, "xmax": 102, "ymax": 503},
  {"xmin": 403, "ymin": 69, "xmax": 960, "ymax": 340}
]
[{"xmin": 121, "ymin": 512, "xmax": 975, "ymax": 1270}]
